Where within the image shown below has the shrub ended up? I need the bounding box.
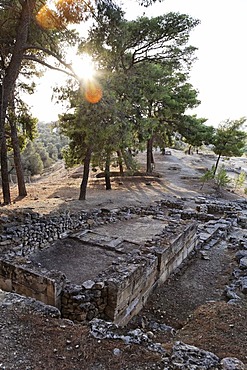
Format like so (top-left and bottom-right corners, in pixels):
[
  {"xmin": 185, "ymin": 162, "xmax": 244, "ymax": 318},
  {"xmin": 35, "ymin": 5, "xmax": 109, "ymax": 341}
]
[
  {"xmin": 214, "ymin": 166, "xmax": 231, "ymax": 190},
  {"xmin": 234, "ymin": 171, "xmax": 246, "ymax": 190},
  {"xmin": 200, "ymin": 165, "xmax": 231, "ymax": 191},
  {"xmin": 200, "ymin": 166, "xmax": 215, "ymax": 189}
]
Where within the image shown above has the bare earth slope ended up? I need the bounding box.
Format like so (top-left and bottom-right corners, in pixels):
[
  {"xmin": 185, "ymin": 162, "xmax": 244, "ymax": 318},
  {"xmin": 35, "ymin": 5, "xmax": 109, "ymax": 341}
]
[
  {"xmin": 0, "ymin": 149, "xmax": 247, "ymax": 369},
  {"xmin": 2, "ymin": 149, "xmax": 244, "ymax": 214}
]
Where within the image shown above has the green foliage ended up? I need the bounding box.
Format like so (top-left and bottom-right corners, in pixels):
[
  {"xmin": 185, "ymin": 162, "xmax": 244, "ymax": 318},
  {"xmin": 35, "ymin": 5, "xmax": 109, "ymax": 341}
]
[
  {"xmin": 62, "ymin": 145, "xmax": 80, "ymax": 168},
  {"xmin": 20, "ymin": 122, "xmax": 68, "ymax": 175},
  {"xmin": 29, "ymin": 153, "xmax": 44, "ymax": 175},
  {"xmin": 7, "ymin": 104, "xmax": 38, "ymax": 150},
  {"xmin": 200, "ymin": 165, "xmax": 231, "ymax": 191},
  {"xmin": 213, "ymin": 118, "xmax": 247, "ymax": 158},
  {"xmin": 177, "ymin": 115, "xmax": 214, "ymax": 150},
  {"xmin": 87, "ymin": 11, "xmax": 199, "ymax": 72},
  {"xmin": 56, "ymin": 8, "xmax": 202, "ymax": 195},
  {"xmin": 21, "ymin": 142, "xmax": 44, "ymax": 175},
  {"xmin": 214, "ymin": 166, "xmax": 231, "ymax": 191},
  {"xmin": 84, "ymin": 11, "xmax": 201, "ymax": 143},
  {"xmin": 200, "ymin": 166, "xmax": 215, "ymax": 189},
  {"xmin": 211, "ymin": 117, "xmax": 247, "ymax": 175},
  {"xmin": 234, "ymin": 171, "xmax": 246, "ymax": 190},
  {"xmin": 36, "ymin": 122, "xmax": 68, "ymax": 159}
]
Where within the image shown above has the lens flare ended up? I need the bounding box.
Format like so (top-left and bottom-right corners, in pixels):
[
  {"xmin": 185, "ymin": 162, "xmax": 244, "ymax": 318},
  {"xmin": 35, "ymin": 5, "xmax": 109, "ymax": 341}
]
[{"xmin": 84, "ymin": 81, "xmax": 103, "ymax": 104}]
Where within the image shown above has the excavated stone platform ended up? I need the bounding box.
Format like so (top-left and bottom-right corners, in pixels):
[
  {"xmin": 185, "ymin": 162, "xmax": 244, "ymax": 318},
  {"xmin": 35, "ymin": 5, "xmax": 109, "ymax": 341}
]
[{"xmin": 29, "ymin": 216, "xmax": 167, "ymax": 285}]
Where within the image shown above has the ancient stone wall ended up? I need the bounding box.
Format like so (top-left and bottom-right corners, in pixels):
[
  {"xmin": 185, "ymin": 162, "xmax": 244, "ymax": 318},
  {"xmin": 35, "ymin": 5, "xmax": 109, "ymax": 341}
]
[
  {"xmin": 0, "ymin": 259, "xmax": 65, "ymax": 307},
  {"xmin": 0, "ymin": 210, "xmax": 113, "ymax": 258},
  {"xmin": 61, "ymin": 280, "xmax": 108, "ymax": 322}
]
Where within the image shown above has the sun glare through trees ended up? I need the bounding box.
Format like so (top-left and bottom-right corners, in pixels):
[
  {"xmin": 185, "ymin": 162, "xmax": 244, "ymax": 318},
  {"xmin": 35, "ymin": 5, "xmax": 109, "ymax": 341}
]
[
  {"xmin": 36, "ymin": 1, "xmax": 103, "ymax": 103},
  {"xmin": 71, "ymin": 53, "xmax": 103, "ymax": 103},
  {"xmin": 71, "ymin": 54, "xmax": 95, "ymax": 80}
]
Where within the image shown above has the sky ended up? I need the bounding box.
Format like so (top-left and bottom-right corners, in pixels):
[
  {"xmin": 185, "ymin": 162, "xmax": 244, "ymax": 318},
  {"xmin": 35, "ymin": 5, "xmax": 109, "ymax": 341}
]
[{"xmin": 25, "ymin": 0, "xmax": 247, "ymax": 127}]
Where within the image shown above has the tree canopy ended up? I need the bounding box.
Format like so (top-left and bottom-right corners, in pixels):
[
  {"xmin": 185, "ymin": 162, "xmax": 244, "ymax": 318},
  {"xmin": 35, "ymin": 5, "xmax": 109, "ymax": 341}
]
[
  {"xmin": 212, "ymin": 117, "xmax": 247, "ymax": 173},
  {"xmin": 56, "ymin": 8, "xmax": 203, "ymax": 197}
]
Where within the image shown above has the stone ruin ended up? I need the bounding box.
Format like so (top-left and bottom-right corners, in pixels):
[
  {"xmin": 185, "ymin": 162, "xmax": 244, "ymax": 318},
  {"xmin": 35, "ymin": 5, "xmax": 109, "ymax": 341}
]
[{"xmin": 0, "ymin": 195, "xmax": 247, "ymax": 326}]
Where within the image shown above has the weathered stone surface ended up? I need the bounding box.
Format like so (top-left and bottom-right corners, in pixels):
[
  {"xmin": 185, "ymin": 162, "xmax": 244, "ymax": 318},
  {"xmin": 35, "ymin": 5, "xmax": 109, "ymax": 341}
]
[
  {"xmin": 225, "ymin": 286, "xmax": 241, "ymax": 301},
  {"xmin": 82, "ymin": 280, "xmax": 95, "ymax": 289},
  {"xmin": 235, "ymin": 250, "xmax": 247, "ymax": 262},
  {"xmin": 239, "ymin": 276, "xmax": 247, "ymax": 294},
  {"xmin": 239, "ymin": 257, "xmax": 247, "ymax": 270},
  {"xmin": 220, "ymin": 357, "xmax": 245, "ymax": 370},
  {"xmin": 170, "ymin": 341, "xmax": 219, "ymax": 369}
]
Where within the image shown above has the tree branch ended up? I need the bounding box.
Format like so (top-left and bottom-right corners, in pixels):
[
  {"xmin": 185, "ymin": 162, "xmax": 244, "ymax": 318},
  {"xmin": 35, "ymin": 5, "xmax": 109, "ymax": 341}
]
[
  {"xmin": 23, "ymin": 45, "xmax": 70, "ymax": 68},
  {"xmin": 22, "ymin": 55, "xmax": 75, "ymax": 78}
]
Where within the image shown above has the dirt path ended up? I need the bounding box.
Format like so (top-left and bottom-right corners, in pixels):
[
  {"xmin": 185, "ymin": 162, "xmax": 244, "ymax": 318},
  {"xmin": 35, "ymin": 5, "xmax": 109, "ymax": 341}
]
[{"xmin": 138, "ymin": 240, "xmax": 233, "ymax": 329}]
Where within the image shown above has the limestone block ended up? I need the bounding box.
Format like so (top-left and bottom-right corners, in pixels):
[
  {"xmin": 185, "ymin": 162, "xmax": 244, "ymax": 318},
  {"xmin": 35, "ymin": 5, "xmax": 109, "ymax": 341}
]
[
  {"xmin": 82, "ymin": 280, "xmax": 95, "ymax": 289},
  {"xmin": 109, "ymin": 283, "xmax": 133, "ymax": 311},
  {"xmin": 93, "ymin": 282, "xmax": 105, "ymax": 290},
  {"xmin": 158, "ymin": 268, "xmax": 170, "ymax": 284},
  {"xmin": 131, "ymin": 266, "xmax": 157, "ymax": 299},
  {"xmin": 115, "ymin": 281, "xmax": 157, "ymax": 326}
]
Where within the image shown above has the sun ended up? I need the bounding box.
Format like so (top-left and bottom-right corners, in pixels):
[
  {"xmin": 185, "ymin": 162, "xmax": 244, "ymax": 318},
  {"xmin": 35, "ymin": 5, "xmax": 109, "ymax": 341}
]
[
  {"xmin": 70, "ymin": 53, "xmax": 96, "ymax": 81},
  {"xmin": 67, "ymin": 51, "xmax": 102, "ymax": 103}
]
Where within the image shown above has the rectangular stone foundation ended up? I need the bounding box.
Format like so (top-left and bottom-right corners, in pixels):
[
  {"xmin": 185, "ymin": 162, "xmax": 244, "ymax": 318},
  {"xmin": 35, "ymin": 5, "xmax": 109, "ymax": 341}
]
[{"xmin": 0, "ymin": 207, "xmax": 198, "ymax": 326}]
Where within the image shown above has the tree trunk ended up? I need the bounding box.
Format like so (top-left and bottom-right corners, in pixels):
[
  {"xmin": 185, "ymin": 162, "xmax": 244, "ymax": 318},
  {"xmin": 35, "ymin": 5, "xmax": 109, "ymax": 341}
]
[
  {"xmin": 9, "ymin": 119, "xmax": 27, "ymax": 197},
  {"xmin": 0, "ymin": 0, "xmax": 36, "ymax": 204},
  {"xmin": 79, "ymin": 147, "xmax": 92, "ymax": 200},
  {"xmin": 117, "ymin": 150, "xmax": 124, "ymax": 176},
  {"xmin": 214, "ymin": 154, "xmax": 221, "ymax": 175},
  {"xmin": 122, "ymin": 149, "xmax": 132, "ymax": 170},
  {"xmin": 0, "ymin": 132, "xmax": 11, "ymax": 204},
  {"xmin": 0, "ymin": 82, "xmax": 11, "ymax": 204},
  {"xmin": 146, "ymin": 137, "xmax": 154, "ymax": 173},
  {"xmin": 104, "ymin": 152, "xmax": 111, "ymax": 190}
]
